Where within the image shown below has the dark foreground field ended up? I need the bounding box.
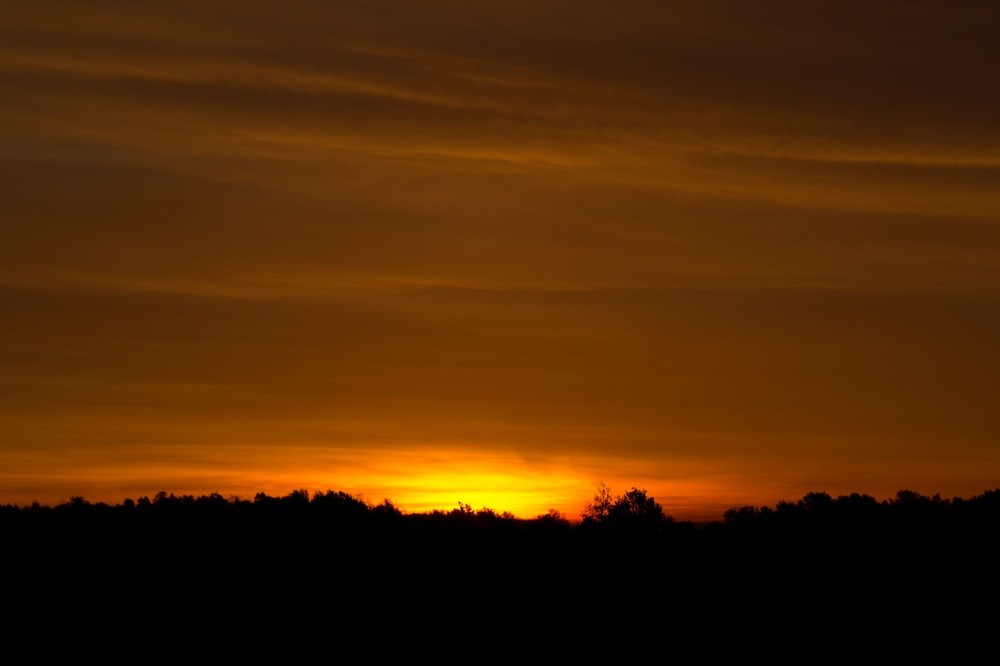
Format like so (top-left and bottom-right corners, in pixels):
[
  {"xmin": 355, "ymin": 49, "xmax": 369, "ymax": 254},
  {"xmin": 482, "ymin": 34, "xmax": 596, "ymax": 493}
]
[{"xmin": 4, "ymin": 487, "xmax": 998, "ymax": 653}]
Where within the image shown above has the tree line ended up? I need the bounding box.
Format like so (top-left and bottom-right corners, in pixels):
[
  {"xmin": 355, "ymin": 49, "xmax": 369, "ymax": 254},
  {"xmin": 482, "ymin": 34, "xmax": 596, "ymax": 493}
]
[
  {"xmin": 4, "ymin": 482, "xmax": 1000, "ymax": 535},
  {"xmin": 5, "ymin": 482, "xmax": 999, "ymax": 606}
]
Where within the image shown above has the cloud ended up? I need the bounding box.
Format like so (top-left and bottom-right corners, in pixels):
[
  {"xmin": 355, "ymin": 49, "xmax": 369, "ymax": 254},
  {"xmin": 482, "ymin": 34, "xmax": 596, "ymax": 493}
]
[{"xmin": 2, "ymin": 1, "xmax": 1000, "ymax": 516}]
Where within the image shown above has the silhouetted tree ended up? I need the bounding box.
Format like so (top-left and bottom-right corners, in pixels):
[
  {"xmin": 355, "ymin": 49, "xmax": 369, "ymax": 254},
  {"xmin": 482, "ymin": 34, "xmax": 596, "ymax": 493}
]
[
  {"xmin": 605, "ymin": 487, "xmax": 672, "ymax": 529},
  {"xmin": 723, "ymin": 505, "xmax": 761, "ymax": 526},
  {"xmin": 371, "ymin": 498, "xmax": 402, "ymax": 518},
  {"xmin": 581, "ymin": 481, "xmax": 614, "ymax": 523},
  {"xmin": 799, "ymin": 491, "xmax": 834, "ymax": 513},
  {"xmin": 581, "ymin": 483, "xmax": 672, "ymax": 531}
]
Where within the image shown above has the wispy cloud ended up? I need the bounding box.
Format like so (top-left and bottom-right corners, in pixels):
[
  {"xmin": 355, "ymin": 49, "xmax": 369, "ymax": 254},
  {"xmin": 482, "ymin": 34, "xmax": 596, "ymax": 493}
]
[{"xmin": 2, "ymin": 1, "xmax": 999, "ymax": 517}]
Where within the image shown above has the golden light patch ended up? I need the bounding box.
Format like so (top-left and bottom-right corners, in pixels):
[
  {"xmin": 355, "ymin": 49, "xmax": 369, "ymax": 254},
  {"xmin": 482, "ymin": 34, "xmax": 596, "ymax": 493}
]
[{"xmin": 308, "ymin": 449, "xmax": 594, "ymax": 519}]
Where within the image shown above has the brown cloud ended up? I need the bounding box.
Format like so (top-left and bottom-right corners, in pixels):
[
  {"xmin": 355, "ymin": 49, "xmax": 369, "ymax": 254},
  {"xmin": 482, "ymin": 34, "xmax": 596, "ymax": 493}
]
[{"xmin": 2, "ymin": 1, "xmax": 999, "ymax": 518}]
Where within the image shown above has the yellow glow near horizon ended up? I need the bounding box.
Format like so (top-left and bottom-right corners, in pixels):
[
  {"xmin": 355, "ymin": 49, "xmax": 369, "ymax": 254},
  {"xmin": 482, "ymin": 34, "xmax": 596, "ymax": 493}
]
[
  {"xmin": 0, "ymin": 443, "xmax": 597, "ymax": 519},
  {"xmin": 360, "ymin": 470, "xmax": 591, "ymax": 519},
  {"xmin": 304, "ymin": 448, "xmax": 600, "ymax": 520}
]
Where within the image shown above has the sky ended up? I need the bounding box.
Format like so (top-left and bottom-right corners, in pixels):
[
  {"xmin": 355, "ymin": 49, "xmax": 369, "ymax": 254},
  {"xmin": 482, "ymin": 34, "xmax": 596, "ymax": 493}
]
[{"xmin": 2, "ymin": 0, "xmax": 999, "ymax": 522}]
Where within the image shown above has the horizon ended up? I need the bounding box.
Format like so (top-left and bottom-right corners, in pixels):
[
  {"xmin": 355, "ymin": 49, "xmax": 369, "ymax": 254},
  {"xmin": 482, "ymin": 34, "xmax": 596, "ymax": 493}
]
[{"xmin": 8, "ymin": 481, "xmax": 1000, "ymax": 526}]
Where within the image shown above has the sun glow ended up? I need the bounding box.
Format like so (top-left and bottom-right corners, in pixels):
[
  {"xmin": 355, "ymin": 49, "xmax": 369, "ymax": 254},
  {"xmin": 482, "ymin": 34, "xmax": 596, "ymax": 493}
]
[{"xmin": 314, "ymin": 449, "xmax": 595, "ymax": 520}]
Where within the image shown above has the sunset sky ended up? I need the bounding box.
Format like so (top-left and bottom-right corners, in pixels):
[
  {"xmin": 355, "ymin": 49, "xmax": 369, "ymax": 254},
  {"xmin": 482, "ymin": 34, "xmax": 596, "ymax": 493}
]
[{"xmin": 3, "ymin": 1, "xmax": 999, "ymax": 522}]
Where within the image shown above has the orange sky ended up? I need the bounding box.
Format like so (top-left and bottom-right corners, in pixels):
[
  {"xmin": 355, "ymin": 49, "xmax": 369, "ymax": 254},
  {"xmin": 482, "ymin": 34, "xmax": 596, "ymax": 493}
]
[{"xmin": 2, "ymin": 1, "xmax": 999, "ymax": 522}]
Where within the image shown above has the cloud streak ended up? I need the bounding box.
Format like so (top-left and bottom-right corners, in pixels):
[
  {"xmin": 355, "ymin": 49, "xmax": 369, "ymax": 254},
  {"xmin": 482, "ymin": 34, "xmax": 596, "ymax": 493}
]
[{"xmin": 2, "ymin": 1, "xmax": 999, "ymax": 518}]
